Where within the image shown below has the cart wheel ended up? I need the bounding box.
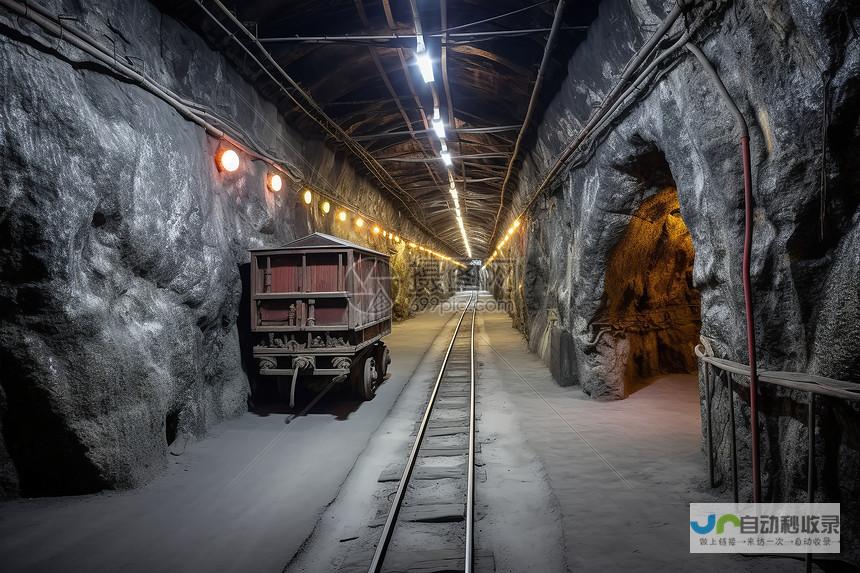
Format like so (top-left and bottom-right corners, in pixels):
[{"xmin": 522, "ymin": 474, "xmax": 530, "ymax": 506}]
[
  {"xmin": 376, "ymin": 343, "xmax": 391, "ymax": 380},
  {"xmin": 353, "ymin": 356, "xmax": 377, "ymax": 401}
]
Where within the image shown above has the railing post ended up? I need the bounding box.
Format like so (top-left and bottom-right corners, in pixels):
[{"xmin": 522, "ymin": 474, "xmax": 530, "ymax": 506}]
[
  {"xmin": 806, "ymin": 392, "xmax": 815, "ymax": 573},
  {"xmin": 728, "ymin": 372, "xmax": 739, "ymax": 503},
  {"xmin": 705, "ymin": 362, "xmax": 714, "ymax": 488}
]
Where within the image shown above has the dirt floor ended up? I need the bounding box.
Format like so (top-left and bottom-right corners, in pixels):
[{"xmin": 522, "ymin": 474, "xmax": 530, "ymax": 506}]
[
  {"xmin": 0, "ymin": 293, "xmax": 813, "ymax": 572},
  {"xmin": 475, "ymin": 298, "xmax": 796, "ymax": 572},
  {"xmin": 286, "ymin": 293, "xmax": 798, "ymax": 573},
  {"xmin": 0, "ymin": 307, "xmax": 459, "ymax": 573}
]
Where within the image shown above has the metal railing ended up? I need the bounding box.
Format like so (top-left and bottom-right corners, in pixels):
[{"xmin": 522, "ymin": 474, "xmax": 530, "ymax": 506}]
[{"xmin": 695, "ymin": 337, "xmax": 860, "ymax": 571}]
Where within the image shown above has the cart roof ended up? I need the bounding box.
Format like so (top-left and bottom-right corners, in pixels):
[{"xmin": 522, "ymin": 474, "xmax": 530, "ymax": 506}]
[{"xmin": 250, "ymin": 232, "xmax": 389, "ymax": 257}]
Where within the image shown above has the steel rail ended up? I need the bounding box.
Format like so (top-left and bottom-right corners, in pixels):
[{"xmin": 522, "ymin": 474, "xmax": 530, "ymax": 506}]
[
  {"xmin": 465, "ymin": 298, "xmax": 477, "ymax": 573},
  {"xmin": 367, "ymin": 294, "xmax": 477, "ymax": 573}
]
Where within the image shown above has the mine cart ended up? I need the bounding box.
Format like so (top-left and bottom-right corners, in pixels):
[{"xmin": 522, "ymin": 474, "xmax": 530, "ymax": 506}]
[{"xmin": 250, "ymin": 233, "xmax": 392, "ymax": 402}]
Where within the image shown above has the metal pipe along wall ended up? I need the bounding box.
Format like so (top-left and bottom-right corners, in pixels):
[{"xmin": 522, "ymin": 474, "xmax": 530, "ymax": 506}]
[{"xmin": 685, "ymin": 42, "xmax": 761, "ymax": 503}]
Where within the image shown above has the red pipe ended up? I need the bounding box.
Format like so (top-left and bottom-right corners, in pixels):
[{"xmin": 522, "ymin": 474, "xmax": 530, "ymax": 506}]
[
  {"xmin": 686, "ymin": 43, "xmax": 761, "ymax": 503},
  {"xmin": 741, "ymin": 136, "xmax": 761, "ymax": 502}
]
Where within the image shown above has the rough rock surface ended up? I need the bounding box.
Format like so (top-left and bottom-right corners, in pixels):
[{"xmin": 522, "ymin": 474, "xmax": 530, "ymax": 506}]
[
  {"xmin": 488, "ymin": 0, "xmax": 860, "ymax": 563},
  {"xmin": 0, "ymin": 0, "xmax": 453, "ymax": 497}
]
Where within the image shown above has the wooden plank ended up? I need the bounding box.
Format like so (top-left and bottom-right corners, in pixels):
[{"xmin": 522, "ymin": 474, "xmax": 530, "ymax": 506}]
[
  {"xmin": 421, "ymin": 443, "xmax": 480, "ymax": 454},
  {"xmin": 253, "ymin": 324, "xmax": 349, "ymax": 332},
  {"xmin": 252, "ymin": 291, "xmax": 349, "ymax": 299},
  {"xmin": 425, "ymin": 426, "xmax": 468, "ymax": 437},
  {"xmin": 445, "ymin": 370, "xmax": 470, "ymax": 377},
  {"xmin": 347, "ymin": 249, "xmax": 354, "ymax": 329},
  {"xmin": 301, "ymin": 253, "xmax": 306, "ymax": 293},
  {"xmin": 419, "ymin": 442, "xmax": 480, "ymax": 457},
  {"xmin": 429, "ymin": 417, "xmax": 469, "ymax": 427},
  {"xmin": 249, "ymin": 247, "xmax": 353, "ymax": 256},
  {"xmin": 353, "ymin": 315, "xmax": 392, "ymax": 331},
  {"xmin": 398, "ymin": 503, "xmax": 464, "ymax": 522},
  {"xmin": 383, "ymin": 550, "xmax": 495, "ymax": 573},
  {"xmin": 378, "ymin": 463, "xmax": 465, "ymax": 482},
  {"xmin": 419, "ymin": 448, "xmax": 466, "ymax": 457},
  {"xmin": 254, "ymin": 346, "xmax": 357, "ymax": 355},
  {"xmin": 436, "ymin": 397, "xmax": 469, "ymax": 406},
  {"xmin": 251, "ymin": 254, "xmax": 260, "ymax": 328},
  {"xmin": 438, "ymin": 390, "xmax": 470, "ymax": 398}
]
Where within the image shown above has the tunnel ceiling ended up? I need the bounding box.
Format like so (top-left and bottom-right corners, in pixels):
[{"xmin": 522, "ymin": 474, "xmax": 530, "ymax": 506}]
[{"xmin": 158, "ymin": 0, "xmax": 601, "ymax": 258}]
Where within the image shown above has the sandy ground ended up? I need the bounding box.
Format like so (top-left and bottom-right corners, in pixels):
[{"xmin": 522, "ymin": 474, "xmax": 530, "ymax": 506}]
[
  {"xmin": 284, "ymin": 294, "xmax": 472, "ymax": 573},
  {"xmin": 476, "ymin": 296, "xmax": 806, "ymax": 573},
  {"xmin": 0, "ymin": 308, "xmax": 458, "ymax": 573}
]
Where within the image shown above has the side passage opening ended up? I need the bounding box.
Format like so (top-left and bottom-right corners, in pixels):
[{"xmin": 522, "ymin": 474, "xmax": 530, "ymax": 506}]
[{"xmin": 600, "ymin": 187, "xmax": 701, "ymax": 396}]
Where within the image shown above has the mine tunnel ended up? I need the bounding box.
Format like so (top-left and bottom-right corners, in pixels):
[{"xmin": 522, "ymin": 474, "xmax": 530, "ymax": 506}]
[
  {"xmin": 1, "ymin": 1, "xmax": 859, "ymax": 572},
  {"xmin": 598, "ymin": 186, "xmax": 700, "ymax": 398}
]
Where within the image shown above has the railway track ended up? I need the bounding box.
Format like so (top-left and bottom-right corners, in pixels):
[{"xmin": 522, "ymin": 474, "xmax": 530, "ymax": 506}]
[{"xmin": 367, "ymin": 294, "xmax": 482, "ymax": 573}]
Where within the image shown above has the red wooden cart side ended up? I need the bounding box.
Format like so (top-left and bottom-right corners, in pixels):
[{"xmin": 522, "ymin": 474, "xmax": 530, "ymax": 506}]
[{"xmin": 250, "ymin": 233, "xmax": 392, "ymax": 401}]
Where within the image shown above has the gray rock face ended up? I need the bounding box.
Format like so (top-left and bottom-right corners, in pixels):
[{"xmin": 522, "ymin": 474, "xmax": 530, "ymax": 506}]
[
  {"xmin": 0, "ymin": 0, "xmax": 451, "ymax": 496},
  {"xmin": 489, "ymin": 0, "xmax": 860, "ymax": 563}
]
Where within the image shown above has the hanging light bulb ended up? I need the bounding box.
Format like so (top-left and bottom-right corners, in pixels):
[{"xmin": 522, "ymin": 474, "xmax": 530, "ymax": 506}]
[
  {"xmin": 355, "ymin": 217, "xmax": 364, "ymax": 228},
  {"xmin": 432, "ymin": 108, "xmax": 445, "ymax": 139},
  {"xmin": 338, "ymin": 210, "xmax": 348, "ymax": 222},
  {"xmin": 320, "ymin": 200, "xmax": 331, "ymax": 214},
  {"xmin": 372, "ymin": 225, "xmax": 381, "ymax": 235},
  {"xmin": 417, "ymin": 53, "xmax": 434, "ymax": 83},
  {"xmin": 303, "ymin": 189, "xmax": 313, "ymax": 204},
  {"xmin": 267, "ymin": 172, "xmax": 283, "ymax": 192},
  {"xmin": 514, "ymin": 219, "xmax": 522, "ymax": 228},
  {"xmin": 415, "ymin": 37, "xmax": 434, "ymax": 83},
  {"xmin": 216, "ymin": 148, "xmax": 240, "ymax": 172}
]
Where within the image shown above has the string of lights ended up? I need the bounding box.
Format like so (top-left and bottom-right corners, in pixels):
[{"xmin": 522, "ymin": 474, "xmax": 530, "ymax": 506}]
[
  {"xmin": 215, "ymin": 144, "xmax": 466, "ymax": 268},
  {"xmin": 482, "ymin": 217, "xmax": 521, "ymax": 268}
]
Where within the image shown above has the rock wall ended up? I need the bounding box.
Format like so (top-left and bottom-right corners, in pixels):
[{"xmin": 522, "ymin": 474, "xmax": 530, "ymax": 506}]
[
  {"xmin": 0, "ymin": 0, "xmax": 454, "ymax": 497},
  {"xmin": 489, "ymin": 0, "xmax": 860, "ymax": 563}
]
